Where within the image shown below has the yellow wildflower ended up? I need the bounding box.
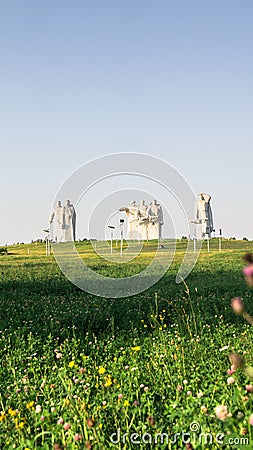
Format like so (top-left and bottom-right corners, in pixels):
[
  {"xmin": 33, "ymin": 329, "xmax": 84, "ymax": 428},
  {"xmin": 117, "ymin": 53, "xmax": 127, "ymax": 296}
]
[
  {"xmin": 123, "ymin": 400, "xmax": 130, "ymax": 407},
  {"xmin": 8, "ymin": 408, "xmax": 16, "ymax": 417},
  {"xmin": 63, "ymin": 398, "xmax": 70, "ymax": 407},
  {"xmin": 68, "ymin": 360, "xmax": 75, "ymax": 368},
  {"xmin": 0, "ymin": 412, "xmax": 6, "ymax": 421},
  {"xmin": 98, "ymin": 367, "xmax": 106, "ymax": 375},
  {"xmin": 131, "ymin": 346, "xmax": 141, "ymax": 352},
  {"xmin": 26, "ymin": 401, "xmax": 34, "ymax": 409},
  {"xmin": 104, "ymin": 375, "xmax": 112, "ymax": 387}
]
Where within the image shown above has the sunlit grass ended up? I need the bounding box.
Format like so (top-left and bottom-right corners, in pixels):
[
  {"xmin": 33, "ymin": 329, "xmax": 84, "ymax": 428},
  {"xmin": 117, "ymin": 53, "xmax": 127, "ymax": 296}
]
[{"xmin": 0, "ymin": 239, "xmax": 253, "ymax": 448}]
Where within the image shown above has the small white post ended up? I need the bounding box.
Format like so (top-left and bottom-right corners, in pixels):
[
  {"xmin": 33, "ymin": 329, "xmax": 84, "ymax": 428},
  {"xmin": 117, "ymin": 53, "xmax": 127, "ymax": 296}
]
[
  {"xmin": 207, "ymin": 238, "xmax": 210, "ymax": 253},
  {"xmin": 219, "ymin": 228, "xmax": 222, "ymax": 253},
  {"xmin": 108, "ymin": 225, "xmax": 115, "ymax": 254},
  {"xmin": 46, "ymin": 237, "xmax": 49, "ymax": 256},
  {"xmin": 110, "ymin": 231, "xmax": 113, "ymax": 254},
  {"xmin": 120, "ymin": 229, "xmax": 123, "ymax": 256},
  {"xmin": 193, "ymin": 231, "xmax": 196, "ymax": 253},
  {"xmin": 44, "ymin": 229, "xmax": 50, "ymax": 256},
  {"xmin": 119, "ymin": 219, "xmax": 124, "ymax": 256}
]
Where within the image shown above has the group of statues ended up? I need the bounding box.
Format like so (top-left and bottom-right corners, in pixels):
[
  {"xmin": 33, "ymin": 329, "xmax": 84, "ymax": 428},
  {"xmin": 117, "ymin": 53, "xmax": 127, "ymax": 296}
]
[
  {"xmin": 120, "ymin": 193, "xmax": 214, "ymax": 242},
  {"xmin": 48, "ymin": 192, "xmax": 214, "ymax": 244},
  {"xmin": 119, "ymin": 199, "xmax": 164, "ymax": 240},
  {"xmin": 49, "ymin": 200, "xmax": 76, "ymax": 243}
]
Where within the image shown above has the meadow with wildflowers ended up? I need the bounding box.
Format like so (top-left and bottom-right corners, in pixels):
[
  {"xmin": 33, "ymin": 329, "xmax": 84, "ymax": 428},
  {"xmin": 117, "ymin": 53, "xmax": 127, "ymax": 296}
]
[{"xmin": 1, "ymin": 239, "xmax": 253, "ymax": 449}]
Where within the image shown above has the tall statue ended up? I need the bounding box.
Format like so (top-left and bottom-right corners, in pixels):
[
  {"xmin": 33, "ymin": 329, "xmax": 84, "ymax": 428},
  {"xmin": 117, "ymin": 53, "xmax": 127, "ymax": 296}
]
[
  {"xmin": 194, "ymin": 193, "xmax": 214, "ymax": 239},
  {"xmin": 62, "ymin": 200, "xmax": 76, "ymax": 242},
  {"xmin": 138, "ymin": 199, "xmax": 149, "ymax": 240},
  {"xmin": 146, "ymin": 199, "xmax": 164, "ymax": 240},
  {"xmin": 49, "ymin": 200, "xmax": 64, "ymax": 243},
  {"xmin": 119, "ymin": 200, "xmax": 140, "ymax": 239}
]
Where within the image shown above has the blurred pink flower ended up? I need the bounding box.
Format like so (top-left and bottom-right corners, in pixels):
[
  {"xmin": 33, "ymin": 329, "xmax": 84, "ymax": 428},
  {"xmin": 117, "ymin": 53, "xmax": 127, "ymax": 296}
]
[
  {"xmin": 231, "ymin": 297, "xmax": 244, "ymax": 315},
  {"xmin": 63, "ymin": 422, "xmax": 71, "ymax": 430},
  {"xmin": 227, "ymin": 377, "xmax": 236, "ymax": 385},
  {"xmin": 227, "ymin": 365, "xmax": 236, "ymax": 375},
  {"xmin": 74, "ymin": 433, "xmax": 82, "ymax": 441},
  {"xmin": 243, "ymin": 266, "xmax": 253, "ymax": 276},
  {"xmin": 246, "ymin": 385, "xmax": 253, "ymax": 393},
  {"xmin": 215, "ymin": 405, "xmax": 231, "ymax": 420}
]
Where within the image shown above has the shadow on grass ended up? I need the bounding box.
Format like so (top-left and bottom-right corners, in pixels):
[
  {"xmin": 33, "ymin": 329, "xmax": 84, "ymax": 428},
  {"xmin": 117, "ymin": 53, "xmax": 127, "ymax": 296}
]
[{"xmin": 0, "ymin": 266, "xmax": 250, "ymax": 342}]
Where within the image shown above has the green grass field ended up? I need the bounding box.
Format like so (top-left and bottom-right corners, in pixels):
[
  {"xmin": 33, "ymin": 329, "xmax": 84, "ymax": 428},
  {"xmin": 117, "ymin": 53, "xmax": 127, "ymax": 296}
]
[{"xmin": 1, "ymin": 239, "xmax": 253, "ymax": 449}]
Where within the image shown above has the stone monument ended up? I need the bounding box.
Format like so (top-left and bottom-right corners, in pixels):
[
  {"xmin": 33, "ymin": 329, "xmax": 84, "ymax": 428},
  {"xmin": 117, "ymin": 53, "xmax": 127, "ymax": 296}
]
[
  {"xmin": 119, "ymin": 199, "xmax": 163, "ymax": 240},
  {"xmin": 119, "ymin": 200, "xmax": 140, "ymax": 239},
  {"xmin": 138, "ymin": 199, "xmax": 149, "ymax": 240},
  {"xmin": 50, "ymin": 200, "xmax": 76, "ymax": 242},
  {"xmin": 194, "ymin": 193, "xmax": 214, "ymax": 239},
  {"xmin": 49, "ymin": 200, "xmax": 64, "ymax": 243},
  {"xmin": 146, "ymin": 199, "xmax": 164, "ymax": 240},
  {"xmin": 62, "ymin": 200, "xmax": 76, "ymax": 242}
]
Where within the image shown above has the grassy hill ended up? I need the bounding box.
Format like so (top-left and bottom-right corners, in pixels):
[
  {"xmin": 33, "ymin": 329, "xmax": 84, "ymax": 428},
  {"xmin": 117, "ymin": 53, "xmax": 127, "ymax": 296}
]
[{"xmin": 0, "ymin": 239, "xmax": 253, "ymax": 449}]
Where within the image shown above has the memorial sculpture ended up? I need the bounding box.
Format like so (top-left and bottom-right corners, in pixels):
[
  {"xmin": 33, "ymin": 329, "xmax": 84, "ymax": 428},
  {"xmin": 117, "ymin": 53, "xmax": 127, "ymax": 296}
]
[
  {"xmin": 62, "ymin": 199, "xmax": 76, "ymax": 242},
  {"xmin": 146, "ymin": 199, "xmax": 164, "ymax": 240},
  {"xmin": 119, "ymin": 199, "xmax": 163, "ymax": 240},
  {"xmin": 193, "ymin": 193, "xmax": 214, "ymax": 239},
  {"xmin": 119, "ymin": 201, "xmax": 140, "ymax": 239},
  {"xmin": 50, "ymin": 200, "xmax": 76, "ymax": 242},
  {"xmin": 49, "ymin": 200, "xmax": 64, "ymax": 243},
  {"xmin": 138, "ymin": 199, "xmax": 149, "ymax": 241}
]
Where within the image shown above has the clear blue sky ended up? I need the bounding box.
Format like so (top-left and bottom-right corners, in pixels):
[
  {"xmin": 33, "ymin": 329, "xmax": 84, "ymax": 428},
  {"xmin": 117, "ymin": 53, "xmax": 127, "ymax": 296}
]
[{"xmin": 1, "ymin": 0, "xmax": 253, "ymax": 244}]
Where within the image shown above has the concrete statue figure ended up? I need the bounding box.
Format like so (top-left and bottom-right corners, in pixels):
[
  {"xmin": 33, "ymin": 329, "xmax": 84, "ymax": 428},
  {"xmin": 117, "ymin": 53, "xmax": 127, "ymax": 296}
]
[
  {"xmin": 119, "ymin": 200, "xmax": 140, "ymax": 239},
  {"xmin": 62, "ymin": 200, "xmax": 76, "ymax": 242},
  {"xmin": 194, "ymin": 193, "xmax": 214, "ymax": 239},
  {"xmin": 49, "ymin": 200, "xmax": 64, "ymax": 243},
  {"xmin": 146, "ymin": 199, "xmax": 164, "ymax": 240},
  {"xmin": 119, "ymin": 199, "xmax": 163, "ymax": 241},
  {"xmin": 138, "ymin": 199, "xmax": 149, "ymax": 240},
  {"xmin": 50, "ymin": 200, "xmax": 76, "ymax": 242}
]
